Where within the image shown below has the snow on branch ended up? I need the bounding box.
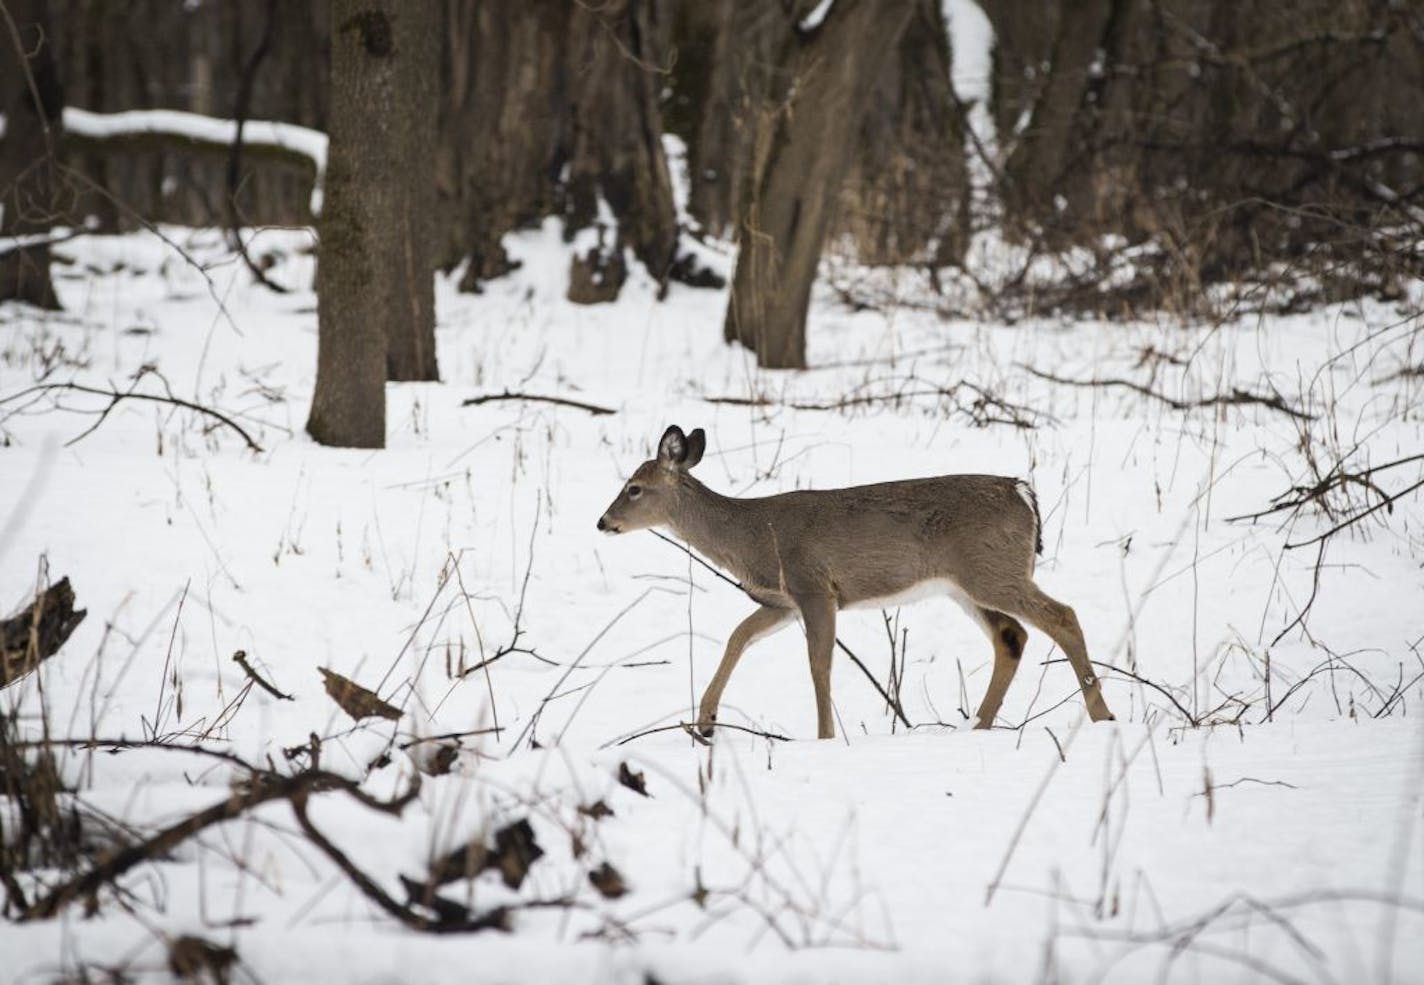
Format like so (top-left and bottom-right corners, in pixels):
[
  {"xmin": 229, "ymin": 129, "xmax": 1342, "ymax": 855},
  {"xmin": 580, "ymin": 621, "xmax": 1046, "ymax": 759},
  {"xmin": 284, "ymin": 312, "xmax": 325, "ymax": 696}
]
[{"xmin": 62, "ymin": 107, "xmax": 328, "ymax": 216}]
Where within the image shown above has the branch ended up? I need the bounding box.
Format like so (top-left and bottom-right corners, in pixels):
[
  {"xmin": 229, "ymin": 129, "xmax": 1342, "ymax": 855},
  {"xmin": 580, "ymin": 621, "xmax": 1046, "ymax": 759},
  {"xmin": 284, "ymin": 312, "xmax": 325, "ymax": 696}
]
[
  {"xmin": 613, "ymin": 720, "xmax": 791, "ymax": 746},
  {"xmin": 0, "ymin": 380, "xmax": 264, "ymax": 452},
  {"xmin": 22, "ymin": 768, "xmax": 414, "ymax": 920},
  {"xmin": 225, "ymin": 0, "xmax": 290, "ymax": 294},
  {"xmin": 1226, "ymin": 452, "xmax": 1423, "ymax": 524},
  {"xmin": 1042, "ymin": 657, "xmax": 1199, "ymax": 724},
  {"xmin": 1022, "ymin": 366, "xmax": 1314, "ymax": 421},
  {"xmin": 232, "ymin": 649, "xmax": 292, "ymax": 701},
  {"xmin": 1285, "ymin": 475, "xmax": 1424, "ymax": 549},
  {"xmin": 703, "ymin": 379, "xmax": 1044, "ymax": 429},
  {"xmin": 290, "ymin": 794, "xmax": 510, "ymax": 934},
  {"xmin": 462, "ymin": 390, "xmax": 615, "ymax": 416}
]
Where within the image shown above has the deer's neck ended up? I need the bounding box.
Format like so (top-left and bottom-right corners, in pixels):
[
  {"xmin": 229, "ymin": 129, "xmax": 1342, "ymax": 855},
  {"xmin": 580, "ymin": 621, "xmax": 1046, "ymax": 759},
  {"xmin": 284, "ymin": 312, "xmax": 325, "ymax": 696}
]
[{"xmin": 666, "ymin": 477, "xmax": 769, "ymax": 584}]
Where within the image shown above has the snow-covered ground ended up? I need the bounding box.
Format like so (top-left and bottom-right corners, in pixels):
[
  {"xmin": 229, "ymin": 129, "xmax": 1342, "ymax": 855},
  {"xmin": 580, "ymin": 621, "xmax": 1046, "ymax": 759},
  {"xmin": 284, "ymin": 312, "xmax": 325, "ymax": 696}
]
[{"xmin": 1, "ymin": 222, "xmax": 1422, "ymax": 983}]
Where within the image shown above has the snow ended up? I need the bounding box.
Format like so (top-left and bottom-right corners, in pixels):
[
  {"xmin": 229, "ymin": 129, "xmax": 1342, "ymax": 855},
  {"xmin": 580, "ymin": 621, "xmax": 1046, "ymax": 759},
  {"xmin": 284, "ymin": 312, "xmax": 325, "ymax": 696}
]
[
  {"xmin": 942, "ymin": 0, "xmax": 994, "ymax": 115},
  {"xmin": 942, "ymin": 1, "xmax": 998, "ymax": 220},
  {"xmin": 800, "ymin": 0, "xmax": 835, "ymax": 32},
  {"xmin": 1, "ymin": 221, "xmax": 1422, "ymax": 983},
  {"xmin": 62, "ymin": 107, "xmax": 328, "ymax": 214}
]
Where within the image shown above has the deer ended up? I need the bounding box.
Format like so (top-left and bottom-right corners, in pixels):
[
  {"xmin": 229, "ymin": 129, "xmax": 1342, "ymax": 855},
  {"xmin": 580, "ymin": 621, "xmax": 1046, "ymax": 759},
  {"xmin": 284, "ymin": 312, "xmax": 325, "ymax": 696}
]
[{"xmin": 597, "ymin": 426, "xmax": 1114, "ymax": 739}]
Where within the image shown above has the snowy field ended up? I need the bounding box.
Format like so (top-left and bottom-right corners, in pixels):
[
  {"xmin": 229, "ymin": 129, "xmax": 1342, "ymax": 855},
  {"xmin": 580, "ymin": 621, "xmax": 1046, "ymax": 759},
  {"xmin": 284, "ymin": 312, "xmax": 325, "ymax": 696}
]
[{"xmin": 1, "ymin": 222, "xmax": 1422, "ymax": 984}]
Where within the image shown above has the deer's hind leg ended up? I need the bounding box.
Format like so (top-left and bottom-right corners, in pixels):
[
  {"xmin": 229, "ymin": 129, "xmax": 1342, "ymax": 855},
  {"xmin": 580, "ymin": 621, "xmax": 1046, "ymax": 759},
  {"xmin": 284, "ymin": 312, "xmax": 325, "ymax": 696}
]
[
  {"xmin": 962, "ymin": 581, "xmax": 1114, "ymax": 724},
  {"xmin": 970, "ymin": 607, "xmax": 1028, "ymax": 729}
]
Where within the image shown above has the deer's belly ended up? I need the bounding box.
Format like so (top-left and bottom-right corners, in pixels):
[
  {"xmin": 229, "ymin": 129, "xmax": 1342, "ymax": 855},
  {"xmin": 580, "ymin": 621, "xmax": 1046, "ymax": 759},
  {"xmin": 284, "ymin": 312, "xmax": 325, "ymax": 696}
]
[{"xmin": 843, "ymin": 577, "xmax": 973, "ymax": 612}]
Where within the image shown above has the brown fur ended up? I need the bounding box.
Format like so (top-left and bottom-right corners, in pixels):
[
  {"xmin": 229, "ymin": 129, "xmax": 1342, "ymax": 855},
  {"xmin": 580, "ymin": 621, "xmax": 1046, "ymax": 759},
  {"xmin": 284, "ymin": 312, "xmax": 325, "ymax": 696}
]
[{"xmin": 598, "ymin": 427, "xmax": 1114, "ymax": 738}]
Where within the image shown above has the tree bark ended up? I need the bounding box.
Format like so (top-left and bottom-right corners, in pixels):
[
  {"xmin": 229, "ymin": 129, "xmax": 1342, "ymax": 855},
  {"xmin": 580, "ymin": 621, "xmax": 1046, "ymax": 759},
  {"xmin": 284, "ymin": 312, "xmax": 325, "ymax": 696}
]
[
  {"xmin": 666, "ymin": 0, "xmax": 799, "ymax": 239},
  {"xmin": 997, "ymin": 0, "xmax": 1115, "ymax": 229},
  {"xmin": 307, "ymin": 0, "xmax": 411, "ymax": 448},
  {"xmin": 384, "ymin": 1, "xmax": 438, "ymax": 381},
  {"xmin": 0, "ymin": 0, "xmax": 65, "ymax": 309},
  {"xmin": 724, "ymin": 0, "xmax": 917, "ymax": 369},
  {"xmin": 48, "ymin": 0, "xmax": 328, "ymax": 230},
  {"xmin": 436, "ymin": 0, "xmax": 679, "ymax": 301},
  {"xmin": 841, "ymin": 0, "xmax": 969, "ymax": 266}
]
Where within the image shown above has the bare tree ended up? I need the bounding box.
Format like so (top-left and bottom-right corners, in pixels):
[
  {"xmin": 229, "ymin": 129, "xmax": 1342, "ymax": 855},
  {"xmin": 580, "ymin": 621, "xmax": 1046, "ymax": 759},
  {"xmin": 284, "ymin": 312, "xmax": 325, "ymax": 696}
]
[
  {"xmin": 436, "ymin": 0, "xmax": 678, "ymax": 301},
  {"xmin": 0, "ymin": 0, "xmax": 65, "ymax": 309},
  {"xmin": 307, "ymin": 1, "xmax": 437, "ymax": 449},
  {"xmin": 723, "ymin": 0, "xmax": 917, "ymax": 369}
]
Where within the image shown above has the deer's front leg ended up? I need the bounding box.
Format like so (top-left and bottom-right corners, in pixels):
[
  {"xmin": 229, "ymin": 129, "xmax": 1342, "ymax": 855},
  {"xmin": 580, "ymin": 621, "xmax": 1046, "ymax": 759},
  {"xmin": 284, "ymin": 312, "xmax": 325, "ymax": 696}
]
[
  {"xmin": 698, "ymin": 605, "xmax": 794, "ymax": 736},
  {"xmin": 796, "ymin": 594, "xmax": 838, "ymax": 739}
]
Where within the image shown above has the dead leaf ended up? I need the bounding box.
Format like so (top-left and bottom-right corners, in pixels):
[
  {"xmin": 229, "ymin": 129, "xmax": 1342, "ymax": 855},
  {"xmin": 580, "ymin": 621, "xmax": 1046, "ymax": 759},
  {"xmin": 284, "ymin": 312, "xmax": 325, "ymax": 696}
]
[
  {"xmin": 168, "ymin": 934, "xmax": 237, "ymax": 985},
  {"xmin": 578, "ymin": 799, "xmax": 614, "ymax": 819},
  {"xmin": 319, "ymin": 667, "xmax": 401, "ymax": 722},
  {"xmin": 490, "ymin": 818, "xmax": 544, "ymax": 889},
  {"xmin": 428, "ymin": 840, "xmax": 490, "ymax": 887},
  {"xmin": 617, "ymin": 761, "xmax": 648, "ymax": 797},
  {"xmin": 411, "ymin": 740, "xmax": 460, "ymax": 776},
  {"xmin": 588, "ymin": 861, "xmax": 628, "ymax": 899}
]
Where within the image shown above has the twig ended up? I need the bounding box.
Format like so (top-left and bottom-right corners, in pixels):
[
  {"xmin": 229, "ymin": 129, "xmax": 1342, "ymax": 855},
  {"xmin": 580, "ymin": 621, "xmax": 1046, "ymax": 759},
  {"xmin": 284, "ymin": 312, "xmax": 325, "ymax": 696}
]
[
  {"xmin": 232, "ymin": 650, "xmax": 293, "ymax": 701},
  {"xmin": 290, "ymin": 794, "xmax": 511, "ymax": 933},
  {"xmin": 1285, "ymin": 476, "xmax": 1424, "ymax": 549},
  {"xmin": 396, "ymin": 726, "xmax": 503, "ymax": 750},
  {"xmin": 22, "ymin": 767, "xmax": 416, "ymax": 920},
  {"xmin": 0, "ymin": 380, "xmax": 263, "ymax": 452},
  {"xmin": 613, "ymin": 721, "xmax": 791, "ymax": 746},
  {"xmin": 703, "ymin": 379, "xmax": 1043, "ymax": 429},
  {"xmin": 1227, "ymin": 452, "xmax": 1424, "ymax": 524},
  {"xmin": 462, "ymin": 390, "xmax": 615, "ymax": 416},
  {"xmin": 834, "ymin": 639, "xmax": 914, "ymax": 731},
  {"xmin": 1022, "ymin": 366, "xmax": 1314, "ymax": 420},
  {"xmin": 225, "ymin": 0, "xmax": 290, "ymax": 294},
  {"xmin": 1041, "ymin": 657, "xmax": 1200, "ymax": 724}
]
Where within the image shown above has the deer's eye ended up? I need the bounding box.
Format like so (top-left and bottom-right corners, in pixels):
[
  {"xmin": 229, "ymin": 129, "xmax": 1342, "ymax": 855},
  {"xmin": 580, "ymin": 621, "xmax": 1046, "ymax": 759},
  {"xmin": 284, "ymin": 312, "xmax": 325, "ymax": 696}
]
[{"xmin": 627, "ymin": 484, "xmax": 643, "ymax": 499}]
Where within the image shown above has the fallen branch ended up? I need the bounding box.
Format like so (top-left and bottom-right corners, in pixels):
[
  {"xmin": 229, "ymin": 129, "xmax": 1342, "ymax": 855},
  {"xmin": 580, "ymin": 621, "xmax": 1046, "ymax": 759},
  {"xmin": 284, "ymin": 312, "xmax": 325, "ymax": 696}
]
[
  {"xmin": 0, "ymin": 380, "xmax": 264, "ymax": 452},
  {"xmin": 1042, "ymin": 657, "xmax": 1200, "ymax": 724},
  {"xmin": 291, "ymin": 794, "xmax": 512, "ymax": 933},
  {"xmin": 232, "ymin": 649, "xmax": 292, "ymax": 701},
  {"xmin": 704, "ymin": 379, "xmax": 1042, "ymax": 429},
  {"xmin": 613, "ymin": 721, "xmax": 791, "ymax": 746},
  {"xmin": 22, "ymin": 767, "xmax": 417, "ymax": 920},
  {"xmin": 1227, "ymin": 452, "xmax": 1424, "ymax": 524},
  {"xmin": 1285, "ymin": 475, "xmax": 1424, "ymax": 549},
  {"xmin": 1022, "ymin": 366, "xmax": 1314, "ymax": 421},
  {"xmin": 1, "ymin": 577, "xmax": 86, "ymax": 687},
  {"xmin": 462, "ymin": 390, "xmax": 615, "ymax": 416}
]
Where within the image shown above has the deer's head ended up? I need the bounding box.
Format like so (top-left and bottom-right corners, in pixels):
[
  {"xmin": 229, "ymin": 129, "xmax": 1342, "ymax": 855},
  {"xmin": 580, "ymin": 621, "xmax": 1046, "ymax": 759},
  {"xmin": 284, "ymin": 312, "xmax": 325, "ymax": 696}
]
[{"xmin": 597, "ymin": 425, "xmax": 706, "ymax": 534}]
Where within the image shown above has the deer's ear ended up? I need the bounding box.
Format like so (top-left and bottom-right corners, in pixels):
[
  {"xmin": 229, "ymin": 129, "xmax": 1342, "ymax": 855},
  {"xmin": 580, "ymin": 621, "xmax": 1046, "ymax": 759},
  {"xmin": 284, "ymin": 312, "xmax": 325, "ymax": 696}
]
[
  {"xmin": 657, "ymin": 426, "xmax": 688, "ymax": 467},
  {"xmin": 683, "ymin": 428, "xmax": 706, "ymax": 469}
]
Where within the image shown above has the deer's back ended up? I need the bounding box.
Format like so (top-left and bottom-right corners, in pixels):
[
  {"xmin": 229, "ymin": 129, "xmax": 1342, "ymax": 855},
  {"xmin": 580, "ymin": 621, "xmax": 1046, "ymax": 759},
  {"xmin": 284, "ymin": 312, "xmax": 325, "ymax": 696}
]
[{"xmin": 753, "ymin": 474, "xmax": 1038, "ymax": 608}]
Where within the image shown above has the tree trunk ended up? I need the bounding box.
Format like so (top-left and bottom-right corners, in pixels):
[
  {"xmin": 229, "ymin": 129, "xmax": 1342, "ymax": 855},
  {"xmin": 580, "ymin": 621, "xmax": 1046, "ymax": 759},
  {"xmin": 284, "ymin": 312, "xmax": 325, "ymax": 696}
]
[
  {"xmin": 996, "ymin": 0, "xmax": 1115, "ymax": 230},
  {"xmin": 666, "ymin": 0, "xmax": 799, "ymax": 239},
  {"xmin": 384, "ymin": 2, "xmax": 438, "ymax": 381},
  {"xmin": 436, "ymin": 0, "xmax": 679, "ymax": 301},
  {"xmin": 307, "ymin": 0, "xmax": 413, "ymax": 448},
  {"xmin": 724, "ymin": 0, "xmax": 916, "ymax": 369},
  {"xmin": 840, "ymin": 0, "xmax": 970, "ymax": 266},
  {"xmin": 49, "ymin": 0, "xmax": 328, "ymax": 231},
  {"xmin": 0, "ymin": 0, "xmax": 65, "ymax": 309}
]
